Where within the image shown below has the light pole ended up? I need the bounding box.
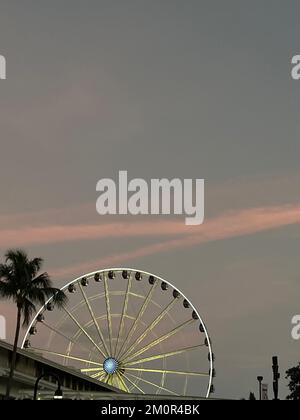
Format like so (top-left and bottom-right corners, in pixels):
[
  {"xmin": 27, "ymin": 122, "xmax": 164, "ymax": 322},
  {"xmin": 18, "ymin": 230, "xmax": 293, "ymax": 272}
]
[
  {"xmin": 272, "ymin": 356, "xmax": 280, "ymax": 400},
  {"xmin": 33, "ymin": 373, "xmax": 63, "ymax": 400},
  {"xmin": 257, "ymin": 376, "xmax": 263, "ymax": 400}
]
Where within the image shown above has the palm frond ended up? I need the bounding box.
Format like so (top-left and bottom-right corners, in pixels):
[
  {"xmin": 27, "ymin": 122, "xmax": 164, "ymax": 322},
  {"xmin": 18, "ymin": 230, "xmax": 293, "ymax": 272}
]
[
  {"xmin": 26, "ymin": 288, "xmax": 48, "ymax": 306},
  {"xmin": 27, "ymin": 257, "xmax": 43, "ymax": 278},
  {"xmin": 51, "ymin": 289, "xmax": 68, "ymax": 308},
  {"xmin": 0, "ymin": 263, "xmax": 13, "ymax": 280},
  {"xmin": 5, "ymin": 249, "xmax": 28, "ymax": 266},
  {"xmin": 0, "ymin": 280, "xmax": 15, "ymax": 299},
  {"xmin": 31, "ymin": 272, "xmax": 51, "ymax": 289},
  {"xmin": 21, "ymin": 299, "xmax": 36, "ymax": 327},
  {"xmin": 0, "ymin": 249, "xmax": 68, "ymax": 326}
]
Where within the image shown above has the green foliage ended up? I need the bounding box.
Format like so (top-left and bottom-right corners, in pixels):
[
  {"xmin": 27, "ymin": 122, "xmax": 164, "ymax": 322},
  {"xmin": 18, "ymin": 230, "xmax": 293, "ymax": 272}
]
[
  {"xmin": 0, "ymin": 249, "xmax": 68, "ymax": 398},
  {"xmin": 0, "ymin": 249, "xmax": 67, "ymax": 326},
  {"xmin": 286, "ymin": 363, "xmax": 300, "ymax": 400},
  {"xmin": 249, "ymin": 392, "xmax": 256, "ymax": 400}
]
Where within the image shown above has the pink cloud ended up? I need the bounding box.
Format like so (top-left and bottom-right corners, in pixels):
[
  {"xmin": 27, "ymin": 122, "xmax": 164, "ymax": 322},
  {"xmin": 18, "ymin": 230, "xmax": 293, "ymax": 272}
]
[
  {"xmin": 0, "ymin": 220, "xmax": 194, "ymax": 248},
  {"xmin": 1, "ymin": 203, "xmax": 300, "ymax": 250},
  {"xmin": 51, "ymin": 203, "xmax": 300, "ymax": 278},
  {"xmin": 2, "ymin": 202, "xmax": 300, "ymax": 343}
]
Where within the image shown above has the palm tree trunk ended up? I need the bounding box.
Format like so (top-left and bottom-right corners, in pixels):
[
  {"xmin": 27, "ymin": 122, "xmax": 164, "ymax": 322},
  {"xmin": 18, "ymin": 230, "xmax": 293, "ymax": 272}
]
[{"xmin": 5, "ymin": 305, "xmax": 21, "ymax": 399}]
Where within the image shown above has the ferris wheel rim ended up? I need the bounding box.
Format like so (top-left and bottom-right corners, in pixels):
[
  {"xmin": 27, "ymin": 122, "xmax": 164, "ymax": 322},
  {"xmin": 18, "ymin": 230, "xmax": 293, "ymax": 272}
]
[{"xmin": 21, "ymin": 267, "xmax": 214, "ymax": 398}]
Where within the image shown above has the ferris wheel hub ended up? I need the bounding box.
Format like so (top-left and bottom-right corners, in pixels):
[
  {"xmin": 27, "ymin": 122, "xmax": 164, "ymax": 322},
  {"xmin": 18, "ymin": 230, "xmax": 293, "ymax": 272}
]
[
  {"xmin": 22, "ymin": 268, "xmax": 214, "ymax": 397},
  {"xmin": 103, "ymin": 357, "xmax": 119, "ymax": 375}
]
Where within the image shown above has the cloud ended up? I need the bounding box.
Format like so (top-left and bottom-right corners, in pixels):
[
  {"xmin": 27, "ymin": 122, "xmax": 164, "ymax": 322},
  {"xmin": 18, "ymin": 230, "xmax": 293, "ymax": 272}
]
[
  {"xmin": 51, "ymin": 203, "xmax": 300, "ymax": 278},
  {"xmin": 0, "ymin": 220, "xmax": 194, "ymax": 248},
  {"xmin": 1, "ymin": 203, "xmax": 300, "ymax": 250}
]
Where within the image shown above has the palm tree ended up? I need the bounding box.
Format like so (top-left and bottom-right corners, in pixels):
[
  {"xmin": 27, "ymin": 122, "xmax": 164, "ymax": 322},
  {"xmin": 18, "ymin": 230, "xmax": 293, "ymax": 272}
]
[{"xmin": 0, "ymin": 249, "xmax": 67, "ymax": 399}]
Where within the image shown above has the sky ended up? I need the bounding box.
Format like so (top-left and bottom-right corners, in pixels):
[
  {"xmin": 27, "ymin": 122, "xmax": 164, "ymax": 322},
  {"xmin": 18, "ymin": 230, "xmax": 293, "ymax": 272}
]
[{"xmin": 0, "ymin": 0, "xmax": 300, "ymax": 399}]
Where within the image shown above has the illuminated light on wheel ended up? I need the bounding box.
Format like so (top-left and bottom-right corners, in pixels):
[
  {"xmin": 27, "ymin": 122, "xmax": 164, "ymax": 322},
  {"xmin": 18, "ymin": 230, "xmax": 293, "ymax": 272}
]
[{"xmin": 22, "ymin": 268, "xmax": 214, "ymax": 398}]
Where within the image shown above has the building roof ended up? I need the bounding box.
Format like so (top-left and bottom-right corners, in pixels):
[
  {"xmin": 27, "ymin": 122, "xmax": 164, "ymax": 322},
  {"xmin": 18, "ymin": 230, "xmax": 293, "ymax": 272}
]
[{"xmin": 0, "ymin": 339, "xmax": 120, "ymax": 394}]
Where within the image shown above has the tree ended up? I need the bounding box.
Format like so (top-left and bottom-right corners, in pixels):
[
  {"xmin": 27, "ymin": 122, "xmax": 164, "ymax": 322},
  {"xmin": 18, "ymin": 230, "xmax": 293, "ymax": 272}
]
[
  {"xmin": 286, "ymin": 363, "xmax": 300, "ymax": 400},
  {"xmin": 249, "ymin": 392, "xmax": 256, "ymax": 400},
  {"xmin": 0, "ymin": 249, "xmax": 67, "ymax": 399}
]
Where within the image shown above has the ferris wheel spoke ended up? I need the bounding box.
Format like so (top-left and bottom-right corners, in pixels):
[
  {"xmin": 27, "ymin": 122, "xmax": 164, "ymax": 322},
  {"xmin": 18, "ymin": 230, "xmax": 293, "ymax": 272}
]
[
  {"xmin": 29, "ymin": 347, "xmax": 102, "ymax": 366},
  {"xmin": 118, "ymin": 281, "xmax": 158, "ymax": 360},
  {"xmin": 121, "ymin": 298, "xmax": 178, "ymax": 361},
  {"xmin": 106, "ymin": 375, "xmax": 114, "ymax": 386},
  {"xmin": 78, "ymin": 281, "xmax": 110, "ymax": 357},
  {"xmin": 122, "ymin": 319, "xmax": 195, "ymax": 364},
  {"xmin": 123, "ymin": 344, "xmax": 204, "ymax": 367},
  {"xmin": 117, "ymin": 374, "xmax": 126, "ymax": 390},
  {"xmin": 43, "ymin": 321, "xmax": 85, "ymax": 348},
  {"xmin": 103, "ymin": 374, "xmax": 109, "ymax": 384},
  {"xmin": 24, "ymin": 269, "xmax": 213, "ymax": 398},
  {"xmin": 160, "ymin": 370, "xmax": 166, "ymax": 395},
  {"xmin": 114, "ymin": 274, "xmax": 132, "ymax": 357},
  {"xmin": 92, "ymin": 373, "xmax": 107, "ymax": 383},
  {"xmin": 126, "ymin": 367, "xmax": 209, "ymax": 377},
  {"xmin": 122, "ymin": 373, "xmax": 145, "ymax": 394},
  {"xmin": 90, "ymin": 370, "xmax": 105, "ymax": 379},
  {"xmin": 116, "ymin": 372, "xmax": 129, "ymax": 392},
  {"xmin": 42, "ymin": 321, "xmax": 99, "ymax": 359},
  {"xmin": 111, "ymin": 375, "xmax": 118, "ymax": 389},
  {"xmin": 99, "ymin": 372, "xmax": 107, "ymax": 382},
  {"xmin": 104, "ymin": 275, "xmax": 113, "ymax": 356},
  {"xmin": 126, "ymin": 372, "xmax": 178, "ymax": 396},
  {"xmin": 63, "ymin": 307, "xmax": 106, "ymax": 359},
  {"xmin": 81, "ymin": 367, "xmax": 102, "ymax": 373}
]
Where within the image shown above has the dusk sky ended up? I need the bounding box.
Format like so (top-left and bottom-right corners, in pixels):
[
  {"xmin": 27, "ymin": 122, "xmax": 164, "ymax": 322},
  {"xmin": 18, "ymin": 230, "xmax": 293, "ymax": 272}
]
[{"xmin": 1, "ymin": 1, "xmax": 300, "ymax": 399}]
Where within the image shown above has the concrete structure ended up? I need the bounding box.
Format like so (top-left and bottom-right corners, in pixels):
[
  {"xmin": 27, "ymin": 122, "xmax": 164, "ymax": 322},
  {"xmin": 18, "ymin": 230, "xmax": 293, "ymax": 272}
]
[
  {"xmin": 0, "ymin": 340, "xmax": 209, "ymax": 400},
  {"xmin": 0, "ymin": 340, "xmax": 119, "ymax": 399}
]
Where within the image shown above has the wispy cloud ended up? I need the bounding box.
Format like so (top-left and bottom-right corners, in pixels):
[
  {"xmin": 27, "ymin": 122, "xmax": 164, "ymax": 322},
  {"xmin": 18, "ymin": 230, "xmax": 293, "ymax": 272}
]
[
  {"xmin": 0, "ymin": 220, "xmax": 194, "ymax": 248},
  {"xmin": 51, "ymin": 203, "xmax": 300, "ymax": 278},
  {"xmin": 2, "ymin": 203, "xmax": 300, "ymax": 250}
]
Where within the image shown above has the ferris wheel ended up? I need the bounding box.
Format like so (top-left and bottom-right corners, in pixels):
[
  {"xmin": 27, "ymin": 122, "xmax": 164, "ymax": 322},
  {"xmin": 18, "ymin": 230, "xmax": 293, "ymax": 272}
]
[{"xmin": 22, "ymin": 268, "xmax": 215, "ymax": 398}]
